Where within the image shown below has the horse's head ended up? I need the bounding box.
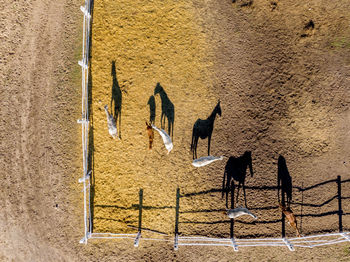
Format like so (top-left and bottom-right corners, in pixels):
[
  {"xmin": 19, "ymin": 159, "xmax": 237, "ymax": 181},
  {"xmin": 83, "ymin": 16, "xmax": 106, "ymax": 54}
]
[
  {"xmin": 244, "ymin": 151, "xmax": 253, "ymax": 177},
  {"xmin": 215, "ymin": 100, "xmax": 222, "ymax": 117},
  {"xmin": 154, "ymin": 82, "xmax": 162, "ymax": 95}
]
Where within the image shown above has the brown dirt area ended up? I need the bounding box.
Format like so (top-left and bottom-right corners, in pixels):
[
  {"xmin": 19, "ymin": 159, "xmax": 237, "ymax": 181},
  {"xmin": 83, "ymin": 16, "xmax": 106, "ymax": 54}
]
[{"xmin": 1, "ymin": 0, "xmax": 350, "ymax": 261}]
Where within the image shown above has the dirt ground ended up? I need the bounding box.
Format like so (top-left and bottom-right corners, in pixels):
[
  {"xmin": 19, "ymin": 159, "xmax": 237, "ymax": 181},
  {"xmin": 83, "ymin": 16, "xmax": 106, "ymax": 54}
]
[{"xmin": 1, "ymin": 0, "xmax": 350, "ymax": 261}]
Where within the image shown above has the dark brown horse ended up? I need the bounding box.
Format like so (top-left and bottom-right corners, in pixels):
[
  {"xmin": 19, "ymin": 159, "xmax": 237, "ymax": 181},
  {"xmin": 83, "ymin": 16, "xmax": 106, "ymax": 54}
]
[
  {"xmin": 222, "ymin": 151, "xmax": 253, "ymax": 208},
  {"xmin": 191, "ymin": 100, "xmax": 221, "ymax": 159}
]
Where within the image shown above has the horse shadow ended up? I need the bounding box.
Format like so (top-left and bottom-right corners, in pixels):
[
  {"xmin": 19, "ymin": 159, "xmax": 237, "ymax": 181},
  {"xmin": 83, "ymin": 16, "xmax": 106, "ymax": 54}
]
[
  {"xmin": 154, "ymin": 83, "xmax": 174, "ymax": 138},
  {"xmin": 147, "ymin": 95, "xmax": 156, "ymax": 124},
  {"xmin": 277, "ymin": 155, "xmax": 293, "ymax": 207},
  {"xmin": 190, "ymin": 100, "xmax": 221, "ymax": 159},
  {"xmin": 222, "ymin": 151, "xmax": 254, "ymax": 208},
  {"xmin": 111, "ymin": 61, "xmax": 122, "ymax": 139}
]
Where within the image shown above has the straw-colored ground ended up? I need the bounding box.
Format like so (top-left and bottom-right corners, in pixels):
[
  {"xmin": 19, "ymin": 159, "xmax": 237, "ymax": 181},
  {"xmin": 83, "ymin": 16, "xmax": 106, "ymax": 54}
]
[
  {"xmin": 2, "ymin": 0, "xmax": 350, "ymax": 261},
  {"xmin": 91, "ymin": 0, "xmax": 350, "ymax": 239},
  {"xmin": 91, "ymin": 0, "xmax": 218, "ymax": 235}
]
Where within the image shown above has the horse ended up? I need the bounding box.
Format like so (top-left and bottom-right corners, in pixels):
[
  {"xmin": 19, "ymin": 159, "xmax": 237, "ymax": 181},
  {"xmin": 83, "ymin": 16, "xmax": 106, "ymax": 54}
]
[
  {"xmin": 154, "ymin": 83, "xmax": 174, "ymax": 138},
  {"xmin": 222, "ymin": 151, "xmax": 253, "ymax": 208},
  {"xmin": 190, "ymin": 100, "xmax": 221, "ymax": 159},
  {"xmin": 279, "ymin": 202, "xmax": 301, "ymax": 237},
  {"xmin": 146, "ymin": 121, "xmax": 154, "ymax": 149},
  {"xmin": 104, "ymin": 105, "xmax": 118, "ymax": 139},
  {"xmin": 277, "ymin": 155, "xmax": 293, "ymax": 207}
]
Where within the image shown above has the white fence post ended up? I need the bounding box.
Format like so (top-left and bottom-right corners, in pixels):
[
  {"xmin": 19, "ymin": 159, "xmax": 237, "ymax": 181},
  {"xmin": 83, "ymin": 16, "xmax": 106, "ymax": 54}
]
[
  {"xmin": 231, "ymin": 238, "xmax": 238, "ymax": 251},
  {"xmin": 283, "ymin": 238, "xmax": 295, "ymax": 251}
]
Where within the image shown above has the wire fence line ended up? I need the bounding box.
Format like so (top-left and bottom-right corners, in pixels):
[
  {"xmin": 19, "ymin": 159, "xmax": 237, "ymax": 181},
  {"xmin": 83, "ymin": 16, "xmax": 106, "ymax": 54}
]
[
  {"xmin": 77, "ymin": 0, "xmax": 92, "ymax": 245},
  {"xmin": 77, "ymin": 0, "xmax": 350, "ymax": 251}
]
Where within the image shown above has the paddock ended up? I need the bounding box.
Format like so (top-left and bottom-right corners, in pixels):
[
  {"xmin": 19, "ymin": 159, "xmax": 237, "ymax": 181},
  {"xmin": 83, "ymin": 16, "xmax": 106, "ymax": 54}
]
[{"xmin": 80, "ymin": 0, "xmax": 350, "ymax": 248}]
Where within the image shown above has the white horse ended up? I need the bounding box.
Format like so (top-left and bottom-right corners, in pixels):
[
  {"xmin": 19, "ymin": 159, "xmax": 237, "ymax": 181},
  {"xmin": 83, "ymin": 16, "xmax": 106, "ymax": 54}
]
[
  {"xmin": 226, "ymin": 207, "xmax": 257, "ymax": 219},
  {"xmin": 192, "ymin": 156, "xmax": 224, "ymax": 167},
  {"xmin": 104, "ymin": 105, "xmax": 118, "ymax": 139},
  {"xmin": 151, "ymin": 124, "xmax": 173, "ymax": 154}
]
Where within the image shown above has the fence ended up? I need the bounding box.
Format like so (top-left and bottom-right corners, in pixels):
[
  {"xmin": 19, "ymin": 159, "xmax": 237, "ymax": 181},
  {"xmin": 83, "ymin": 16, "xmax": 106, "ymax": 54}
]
[
  {"xmin": 77, "ymin": 0, "xmax": 93, "ymax": 244},
  {"xmin": 77, "ymin": 0, "xmax": 350, "ymax": 250}
]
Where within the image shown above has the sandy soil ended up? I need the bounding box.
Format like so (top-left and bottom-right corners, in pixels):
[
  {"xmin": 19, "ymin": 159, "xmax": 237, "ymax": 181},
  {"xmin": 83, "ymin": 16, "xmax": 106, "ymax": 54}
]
[{"xmin": 1, "ymin": 0, "xmax": 350, "ymax": 261}]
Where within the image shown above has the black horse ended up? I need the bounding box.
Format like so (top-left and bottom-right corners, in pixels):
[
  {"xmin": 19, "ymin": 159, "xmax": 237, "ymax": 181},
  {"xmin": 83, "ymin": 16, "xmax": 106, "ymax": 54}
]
[
  {"xmin": 190, "ymin": 100, "xmax": 221, "ymax": 159},
  {"xmin": 222, "ymin": 151, "xmax": 253, "ymax": 208},
  {"xmin": 277, "ymin": 155, "xmax": 292, "ymax": 207},
  {"xmin": 154, "ymin": 83, "xmax": 174, "ymax": 138}
]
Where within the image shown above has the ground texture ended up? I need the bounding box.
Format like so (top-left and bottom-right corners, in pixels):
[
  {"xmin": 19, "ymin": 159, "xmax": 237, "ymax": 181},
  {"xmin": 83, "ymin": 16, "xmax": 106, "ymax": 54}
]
[{"xmin": 1, "ymin": 0, "xmax": 350, "ymax": 261}]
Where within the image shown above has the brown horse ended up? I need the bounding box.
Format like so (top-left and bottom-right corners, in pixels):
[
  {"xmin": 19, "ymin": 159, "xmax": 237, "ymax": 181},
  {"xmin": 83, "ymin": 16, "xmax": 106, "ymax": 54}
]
[
  {"xmin": 146, "ymin": 121, "xmax": 154, "ymax": 150},
  {"xmin": 279, "ymin": 202, "xmax": 301, "ymax": 237}
]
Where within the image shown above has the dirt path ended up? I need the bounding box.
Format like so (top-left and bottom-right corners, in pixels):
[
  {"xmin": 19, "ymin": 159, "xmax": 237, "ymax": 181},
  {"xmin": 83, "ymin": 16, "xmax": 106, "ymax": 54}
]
[
  {"xmin": 1, "ymin": 0, "xmax": 82, "ymax": 260},
  {"xmin": 1, "ymin": 0, "xmax": 350, "ymax": 261}
]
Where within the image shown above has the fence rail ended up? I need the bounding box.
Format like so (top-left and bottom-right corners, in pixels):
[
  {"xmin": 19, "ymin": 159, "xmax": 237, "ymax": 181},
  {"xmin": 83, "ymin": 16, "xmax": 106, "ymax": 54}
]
[
  {"xmin": 77, "ymin": 0, "xmax": 349, "ymax": 251},
  {"xmin": 77, "ymin": 0, "xmax": 92, "ymax": 245}
]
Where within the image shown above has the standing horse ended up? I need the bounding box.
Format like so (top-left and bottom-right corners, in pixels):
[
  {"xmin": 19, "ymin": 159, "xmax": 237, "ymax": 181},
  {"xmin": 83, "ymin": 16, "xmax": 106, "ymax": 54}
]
[
  {"xmin": 222, "ymin": 151, "xmax": 253, "ymax": 208},
  {"xmin": 191, "ymin": 100, "xmax": 221, "ymax": 159},
  {"xmin": 277, "ymin": 155, "xmax": 293, "ymax": 207},
  {"xmin": 154, "ymin": 83, "xmax": 174, "ymax": 138}
]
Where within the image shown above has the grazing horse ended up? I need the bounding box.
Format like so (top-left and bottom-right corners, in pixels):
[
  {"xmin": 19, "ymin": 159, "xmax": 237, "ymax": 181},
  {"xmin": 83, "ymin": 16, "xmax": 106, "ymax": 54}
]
[
  {"xmin": 279, "ymin": 202, "xmax": 301, "ymax": 237},
  {"xmin": 277, "ymin": 155, "xmax": 292, "ymax": 207},
  {"xmin": 222, "ymin": 151, "xmax": 253, "ymax": 208},
  {"xmin": 191, "ymin": 100, "xmax": 221, "ymax": 159},
  {"xmin": 154, "ymin": 83, "xmax": 174, "ymax": 138}
]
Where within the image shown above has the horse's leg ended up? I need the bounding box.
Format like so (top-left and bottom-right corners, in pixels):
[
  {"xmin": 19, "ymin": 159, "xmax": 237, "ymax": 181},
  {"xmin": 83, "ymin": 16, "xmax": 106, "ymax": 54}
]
[
  {"xmin": 207, "ymin": 135, "xmax": 211, "ymax": 156},
  {"xmin": 167, "ymin": 116, "xmax": 171, "ymax": 137},
  {"xmin": 225, "ymin": 179, "xmax": 230, "ymax": 208},
  {"xmin": 161, "ymin": 112, "xmax": 164, "ymax": 129},
  {"xmin": 118, "ymin": 108, "xmax": 121, "ymax": 139},
  {"xmin": 194, "ymin": 136, "xmax": 199, "ymax": 159},
  {"xmin": 192, "ymin": 135, "xmax": 196, "ymax": 160},
  {"xmin": 243, "ymin": 181, "xmax": 248, "ymax": 208},
  {"xmin": 236, "ymin": 181, "xmax": 241, "ymax": 206},
  {"xmin": 231, "ymin": 181, "xmax": 235, "ymax": 209},
  {"xmin": 171, "ymin": 119, "xmax": 174, "ymax": 138}
]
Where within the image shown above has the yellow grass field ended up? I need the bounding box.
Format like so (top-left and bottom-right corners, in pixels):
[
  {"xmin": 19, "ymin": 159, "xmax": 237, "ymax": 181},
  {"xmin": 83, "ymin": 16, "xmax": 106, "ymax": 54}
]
[{"xmin": 91, "ymin": 0, "xmax": 223, "ymax": 236}]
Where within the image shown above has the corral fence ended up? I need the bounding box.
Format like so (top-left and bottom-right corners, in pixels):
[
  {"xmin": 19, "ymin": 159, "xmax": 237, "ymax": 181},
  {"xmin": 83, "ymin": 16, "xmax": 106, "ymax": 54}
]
[{"xmin": 77, "ymin": 0, "xmax": 350, "ymax": 250}]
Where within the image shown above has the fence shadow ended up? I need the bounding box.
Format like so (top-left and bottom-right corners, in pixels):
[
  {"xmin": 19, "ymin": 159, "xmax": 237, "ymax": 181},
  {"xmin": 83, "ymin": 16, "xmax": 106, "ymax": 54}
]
[
  {"xmin": 154, "ymin": 83, "xmax": 174, "ymax": 138},
  {"xmin": 87, "ymin": 0, "xmax": 95, "ymax": 232},
  {"xmin": 177, "ymin": 175, "xmax": 350, "ymax": 238},
  {"xmin": 88, "ymin": 66, "xmax": 96, "ymax": 233}
]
